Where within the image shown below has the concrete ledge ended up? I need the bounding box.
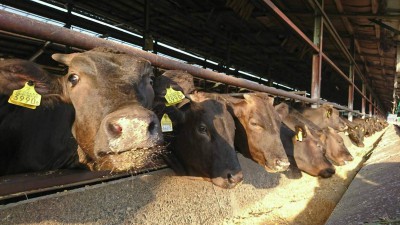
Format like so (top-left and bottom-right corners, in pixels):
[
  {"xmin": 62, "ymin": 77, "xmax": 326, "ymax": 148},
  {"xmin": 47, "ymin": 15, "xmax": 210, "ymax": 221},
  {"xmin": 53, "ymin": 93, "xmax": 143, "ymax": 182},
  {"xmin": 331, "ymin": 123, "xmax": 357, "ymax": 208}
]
[{"xmin": 0, "ymin": 127, "xmax": 389, "ymax": 225}]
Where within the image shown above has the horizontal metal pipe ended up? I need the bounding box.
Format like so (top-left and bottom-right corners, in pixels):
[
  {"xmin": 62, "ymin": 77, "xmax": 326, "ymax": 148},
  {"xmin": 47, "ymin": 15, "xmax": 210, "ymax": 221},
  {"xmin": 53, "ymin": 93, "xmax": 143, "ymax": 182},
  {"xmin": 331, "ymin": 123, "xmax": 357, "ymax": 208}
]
[{"xmin": 0, "ymin": 10, "xmax": 366, "ymax": 116}]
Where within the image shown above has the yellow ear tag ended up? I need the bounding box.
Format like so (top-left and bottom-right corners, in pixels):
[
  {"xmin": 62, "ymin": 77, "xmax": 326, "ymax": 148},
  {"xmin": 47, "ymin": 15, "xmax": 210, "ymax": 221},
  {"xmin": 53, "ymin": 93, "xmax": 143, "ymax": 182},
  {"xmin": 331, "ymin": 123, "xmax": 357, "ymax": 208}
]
[
  {"xmin": 8, "ymin": 82, "xmax": 42, "ymax": 109},
  {"xmin": 296, "ymin": 130, "xmax": 303, "ymax": 142},
  {"xmin": 326, "ymin": 110, "xmax": 332, "ymax": 118},
  {"xmin": 161, "ymin": 113, "xmax": 173, "ymax": 132},
  {"xmin": 164, "ymin": 86, "xmax": 185, "ymax": 106}
]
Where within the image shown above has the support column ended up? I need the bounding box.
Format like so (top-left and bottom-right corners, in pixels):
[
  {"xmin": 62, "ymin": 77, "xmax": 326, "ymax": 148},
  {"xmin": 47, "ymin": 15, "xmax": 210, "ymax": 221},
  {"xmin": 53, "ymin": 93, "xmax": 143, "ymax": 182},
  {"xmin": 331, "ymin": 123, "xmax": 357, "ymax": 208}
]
[
  {"xmin": 362, "ymin": 82, "xmax": 366, "ymax": 118},
  {"xmin": 369, "ymin": 93, "xmax": 373, "ymax": 117},
  {"xmin": 348, "ymin": 37, "xmax": 355, "ymax": 121},
  {"xmin": 143, "ymin": 0, "xmax": 153, "ymax": 51},
  {"xmin": 394, "ymin": 45, "xmax": 400, "ymax": 114},
  {"xmin": 311, "ymin": 0, "xmax": 323, "ymax": 108}
]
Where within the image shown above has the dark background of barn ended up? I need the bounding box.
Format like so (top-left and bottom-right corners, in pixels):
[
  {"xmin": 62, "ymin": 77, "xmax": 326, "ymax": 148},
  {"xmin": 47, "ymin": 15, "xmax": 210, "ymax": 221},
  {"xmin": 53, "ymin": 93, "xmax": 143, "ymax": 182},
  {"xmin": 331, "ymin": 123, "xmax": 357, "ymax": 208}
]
[{"xmin": 0, "ymin": 0, "xmax": 399, "ymax": 114}]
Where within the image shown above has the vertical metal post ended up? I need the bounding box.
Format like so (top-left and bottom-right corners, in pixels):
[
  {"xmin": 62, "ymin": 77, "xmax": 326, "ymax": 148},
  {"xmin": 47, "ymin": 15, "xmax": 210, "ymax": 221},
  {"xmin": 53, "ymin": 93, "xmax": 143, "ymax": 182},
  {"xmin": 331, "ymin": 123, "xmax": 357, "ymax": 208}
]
[
  {"xmin": 311, "ymin": 0, "xmax": 323, "ymax": 108},
  {"xmin": 369, "ymin": 93, "xmax": 373, "ymax": 117},
  {"xmin": 394, "ymin": 45, "xmax": 400, "ymax": 114},
  {"xmin": 348, "ymin": 37, "xmax": 355, "ymax": 121},
  {"xmin": 143, "ymin": 0, "xmax": 151, "ymax": 51},
  {"xmin": 361, "ymin": 82, "xmax": 366, "ymax": 118}
]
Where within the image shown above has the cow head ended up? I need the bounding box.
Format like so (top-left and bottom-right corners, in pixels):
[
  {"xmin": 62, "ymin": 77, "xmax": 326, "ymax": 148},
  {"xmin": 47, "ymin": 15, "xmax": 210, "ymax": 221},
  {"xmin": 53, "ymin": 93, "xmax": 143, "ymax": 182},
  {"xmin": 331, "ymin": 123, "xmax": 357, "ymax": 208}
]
[
  {"xmin": 292, "ymin": 125, "xmax": 335, "ymax": 178},
  {"xmin": 276, "ymin": 103, "xmax": 335, "ymax": 178},
  {"xmin": 323, "ymin": 127, "xmax": 353, "ymax": 165},
  {"xmin": 231, "ymin": 93, "xmax": 290, "ymax": 172},
  {"xmin": 0, "ymin": 48, "xmax": 164, "ymax": 172},
  {"xmin": 172, "ymin": 92, "xmax": 243, "ymax": 189},
  {"xmin": 320, "ymin": 104, "xmax": 347, "ymax": 131}
]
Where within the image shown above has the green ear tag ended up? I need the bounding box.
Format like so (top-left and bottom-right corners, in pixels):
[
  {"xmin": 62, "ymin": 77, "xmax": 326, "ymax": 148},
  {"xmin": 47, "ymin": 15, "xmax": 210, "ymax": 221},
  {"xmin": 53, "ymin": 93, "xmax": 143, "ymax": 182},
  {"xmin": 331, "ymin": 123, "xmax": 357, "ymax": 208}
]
[
  {"xmin": 8, "ymin": 82, "xmax": 42, "ymax": 109},
  {"xmin": 164, "ymin": 86, "xmax": 185, "ymax": 106},
  {"xmin": 161, "ymin": 113, "xmax": 173, "ymax": 132}
]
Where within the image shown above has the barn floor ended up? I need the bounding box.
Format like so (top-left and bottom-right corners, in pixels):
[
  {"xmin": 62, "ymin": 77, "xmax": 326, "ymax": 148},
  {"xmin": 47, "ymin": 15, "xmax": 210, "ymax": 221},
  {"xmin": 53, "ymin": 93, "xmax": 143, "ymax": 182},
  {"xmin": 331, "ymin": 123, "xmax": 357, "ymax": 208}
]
[{"xmin": 0, "ymin": 126, "xmax": 396, "ymax": 225}]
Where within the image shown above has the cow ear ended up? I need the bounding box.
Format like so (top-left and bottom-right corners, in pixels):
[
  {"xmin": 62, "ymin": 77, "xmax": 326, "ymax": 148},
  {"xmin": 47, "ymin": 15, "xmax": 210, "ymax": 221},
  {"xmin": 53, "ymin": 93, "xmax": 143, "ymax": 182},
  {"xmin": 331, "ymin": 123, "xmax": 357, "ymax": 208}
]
[
  {"xmin": 274, "ymin": 103, "xmax": 289, "ymax": 120},
  {"xmin": 52, "ymin": 53, "xmax": 77, "ymax": 66},
  {"xmin": 0, "ymin": 59, "xmax": 66, "ymax": 106},
  {"xmin": 231, "ymin": 99, "xmax": 245, "ymax": 117}
]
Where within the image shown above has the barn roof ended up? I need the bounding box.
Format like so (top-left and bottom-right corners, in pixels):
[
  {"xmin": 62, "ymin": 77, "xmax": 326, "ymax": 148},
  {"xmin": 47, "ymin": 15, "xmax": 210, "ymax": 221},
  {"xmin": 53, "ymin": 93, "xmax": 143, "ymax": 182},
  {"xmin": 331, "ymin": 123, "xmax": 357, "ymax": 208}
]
[{"xmin": 0, "ymin": 0, "xmax": 399, "ymax": 114}]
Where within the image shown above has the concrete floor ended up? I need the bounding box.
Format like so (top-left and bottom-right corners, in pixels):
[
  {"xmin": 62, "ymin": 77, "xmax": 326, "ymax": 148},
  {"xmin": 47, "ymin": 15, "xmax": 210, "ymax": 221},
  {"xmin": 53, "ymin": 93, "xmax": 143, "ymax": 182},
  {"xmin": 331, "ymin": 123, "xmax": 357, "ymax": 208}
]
[{"xmin": 0, "ymin": 126, "xmax": 394, "ymax": 225}]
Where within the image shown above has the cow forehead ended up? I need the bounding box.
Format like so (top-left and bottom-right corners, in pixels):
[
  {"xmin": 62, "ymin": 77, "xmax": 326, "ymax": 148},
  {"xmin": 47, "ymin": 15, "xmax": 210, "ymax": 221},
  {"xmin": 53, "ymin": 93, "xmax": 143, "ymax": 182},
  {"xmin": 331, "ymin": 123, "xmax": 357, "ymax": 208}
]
[{"xmin": 70, "ymin": 53, "xmax": 152, "ymax": 81}]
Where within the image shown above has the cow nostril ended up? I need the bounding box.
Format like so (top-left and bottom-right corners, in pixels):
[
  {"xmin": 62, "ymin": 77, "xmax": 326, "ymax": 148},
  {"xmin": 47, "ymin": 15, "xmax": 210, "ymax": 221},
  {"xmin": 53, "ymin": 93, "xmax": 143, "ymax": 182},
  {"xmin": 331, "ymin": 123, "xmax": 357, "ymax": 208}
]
[
  {"xmin": 148, "ymin": 121, "xmax": 156, "ymax": 134},
  {"xmin": 227, "ymin": 173, "xmax": 235, "ymax": 183},
  {"xmin": 108, "ymin": 122, "xmax": 122, "ymax": 136}
]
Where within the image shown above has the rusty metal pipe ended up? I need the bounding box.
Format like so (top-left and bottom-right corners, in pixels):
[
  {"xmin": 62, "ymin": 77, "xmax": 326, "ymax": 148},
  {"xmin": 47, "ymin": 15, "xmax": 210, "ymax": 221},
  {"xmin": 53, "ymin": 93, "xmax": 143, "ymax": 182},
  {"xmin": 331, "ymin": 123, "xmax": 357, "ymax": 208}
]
[{"xmin": 0, "ymin": 10, "xmax": 364, "ymax": 115}]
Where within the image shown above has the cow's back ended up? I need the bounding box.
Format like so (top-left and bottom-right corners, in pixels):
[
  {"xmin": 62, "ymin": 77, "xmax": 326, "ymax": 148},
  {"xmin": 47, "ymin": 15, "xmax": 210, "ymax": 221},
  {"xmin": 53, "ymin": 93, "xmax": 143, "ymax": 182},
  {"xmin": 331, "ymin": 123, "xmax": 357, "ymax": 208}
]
[{"xmin": 0, "ymin": 96, "xmax": 80, "ymax": 175}]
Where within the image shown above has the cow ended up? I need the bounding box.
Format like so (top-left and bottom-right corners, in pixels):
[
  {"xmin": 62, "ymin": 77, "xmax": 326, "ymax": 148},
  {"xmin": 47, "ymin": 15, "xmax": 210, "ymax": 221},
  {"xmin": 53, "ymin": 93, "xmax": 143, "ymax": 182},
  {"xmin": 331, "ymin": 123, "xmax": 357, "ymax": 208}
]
[
  {"xmin": 218, "ymin": 93, "xmax": 290, "ymax": 173},
  {"xmin": 276, "ymin": 103, "xmax": 336, "ymax": 178},
  {"xmin": 287, "ymin": 104, "xmax": 353, "ymax": 166},
  {"xmin": 153, "ymin": 71, "xmax": 242, "ymax": 189},
  {"xmin": 340, "ymin": 117, "xmax": 365, "ymax": 147},
  {"xmin": 0, "ymin": 48, "xmax": 164, "ymax": 175},
  {"xmin": 154, "ymin": 71, "xmax": 290, "ymax": 173},
  {"xmin": 297, "ymin": 104, "xmax": 347, "ymax": 131}
]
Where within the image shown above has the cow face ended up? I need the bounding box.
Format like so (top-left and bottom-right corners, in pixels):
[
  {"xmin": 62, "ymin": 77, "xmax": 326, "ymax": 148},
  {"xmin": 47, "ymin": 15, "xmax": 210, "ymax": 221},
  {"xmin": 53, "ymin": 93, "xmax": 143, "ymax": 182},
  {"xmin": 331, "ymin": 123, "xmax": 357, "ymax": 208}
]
[
  {"xmin": 231, "ymin": 93, "xmax": 290, "ymax": 172},
  {"xmin": 172, "ymin": 93, "xmax": 243, "ymax": 189},
  {"xmin": 320, "ymin": 104, "xmax": 347, "ymax": 131},
  {"xmin": 323, "ymin": 127, "xmax": 353, "ymax": 165},
  {"xmin": 1, "ymin": 49, "xmax": 164, "ymax": 172},
  {"xmin": 51, "ymin": 49, "xmax": 163, "ymax": 171},
  {"xmin": 291, "ymin": 125, "xmax": 335, "ymax": 178},
  {"xmin": 348, "ymin": 125, "xmax": 365, "ymax": 147}
]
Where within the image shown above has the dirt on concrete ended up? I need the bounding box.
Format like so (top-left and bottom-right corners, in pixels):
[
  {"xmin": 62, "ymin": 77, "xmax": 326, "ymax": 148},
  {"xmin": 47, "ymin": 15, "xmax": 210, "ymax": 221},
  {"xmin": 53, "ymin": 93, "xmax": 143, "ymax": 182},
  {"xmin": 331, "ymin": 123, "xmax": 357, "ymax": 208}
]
[{"xmin": 0, "ymin": 127, "xmax": 390, "ymax": 225}]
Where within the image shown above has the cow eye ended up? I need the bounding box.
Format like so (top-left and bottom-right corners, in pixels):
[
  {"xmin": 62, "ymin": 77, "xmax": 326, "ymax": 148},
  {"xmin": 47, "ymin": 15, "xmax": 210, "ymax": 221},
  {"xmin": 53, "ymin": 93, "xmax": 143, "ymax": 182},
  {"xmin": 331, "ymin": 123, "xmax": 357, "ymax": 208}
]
[
  {"xmin": 198, "ymin": 125, "xmax": 208, "ymax": 134},
  {"xmin": 68, "ymin": 74, "xmax": 80, "ymax": 87},
  {"xmin": 249, "ymin": 119, "xmax": 260, "ymax": 127}
]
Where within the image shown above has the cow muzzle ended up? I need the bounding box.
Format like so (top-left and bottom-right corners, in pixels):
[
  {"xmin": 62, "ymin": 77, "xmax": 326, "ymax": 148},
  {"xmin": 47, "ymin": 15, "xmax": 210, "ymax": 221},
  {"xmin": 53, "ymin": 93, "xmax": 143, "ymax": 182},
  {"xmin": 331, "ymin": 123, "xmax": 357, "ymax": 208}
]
[{"xmin": 93, "ymin": 106, "xmax": 164, "ymax": 171}]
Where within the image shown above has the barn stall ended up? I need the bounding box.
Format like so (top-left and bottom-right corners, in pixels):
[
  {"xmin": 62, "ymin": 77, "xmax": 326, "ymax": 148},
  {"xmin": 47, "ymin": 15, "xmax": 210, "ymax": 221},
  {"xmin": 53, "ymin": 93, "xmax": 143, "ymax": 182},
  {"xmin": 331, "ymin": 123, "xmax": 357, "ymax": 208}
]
[{"xmin": 0, "ymin": 0, "xmax": 399, "ymax": 224}]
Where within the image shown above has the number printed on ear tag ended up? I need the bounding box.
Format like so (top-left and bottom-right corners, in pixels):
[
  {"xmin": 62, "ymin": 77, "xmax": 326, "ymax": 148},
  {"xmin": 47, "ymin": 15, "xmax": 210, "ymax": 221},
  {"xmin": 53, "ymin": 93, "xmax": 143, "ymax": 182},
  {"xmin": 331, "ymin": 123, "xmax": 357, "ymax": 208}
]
[
  {"xmin": 161, "ymin": 113, "xmax": 173, "ymax": 132},
  {"xmin": 164, "ymin": 86, "xmax": 185, "ymax": 106},
  {"xmin": 8, "ymin": 82, "xmax": 42, "ymax": 109}
]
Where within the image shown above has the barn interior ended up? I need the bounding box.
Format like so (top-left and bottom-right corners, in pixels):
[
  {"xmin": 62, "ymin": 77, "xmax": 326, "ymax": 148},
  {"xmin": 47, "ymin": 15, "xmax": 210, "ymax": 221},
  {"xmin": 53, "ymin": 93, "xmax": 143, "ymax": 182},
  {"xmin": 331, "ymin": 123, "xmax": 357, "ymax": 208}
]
[
  {"xmin": 0, "ymin": 0, "xmax": 400, "ymax": 224},
  {"xmin": 1, "ymin": 0, "xmax": 400, "ymax": 115}
]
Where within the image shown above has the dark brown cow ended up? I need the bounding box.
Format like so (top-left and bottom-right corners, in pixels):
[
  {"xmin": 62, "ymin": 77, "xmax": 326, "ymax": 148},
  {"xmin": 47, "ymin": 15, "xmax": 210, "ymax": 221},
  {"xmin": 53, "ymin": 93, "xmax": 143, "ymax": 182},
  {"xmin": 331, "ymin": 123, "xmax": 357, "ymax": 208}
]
[
  {"xmin": 153, "ymin": 71, "xmax": 242, "ymax": 189},
  {"xmin": 0, "ymin": 48, "xmax": 163, "ymax": 175},
  {"xmin": 298, "ymin": 104, "xmax": 347, "ymax": 131},
  {"xmin": 276, "ymin": 103, "xmax": 335, "ymax": 178},
  {"xmin": 172, "ymin": 93, "xmax": 243, "ymax": 189},
  {"xmin": 220, "ymin": 93, "xmax": 290, "ymax": 172}
]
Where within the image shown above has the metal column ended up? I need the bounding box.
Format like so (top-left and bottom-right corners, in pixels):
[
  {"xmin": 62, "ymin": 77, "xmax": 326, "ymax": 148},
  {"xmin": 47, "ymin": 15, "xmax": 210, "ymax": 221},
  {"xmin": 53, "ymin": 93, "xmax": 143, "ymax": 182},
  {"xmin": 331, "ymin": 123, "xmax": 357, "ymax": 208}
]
[
  {"xmin": 362, "ymin": 83, "xmax": 366, "ymax": 118},
  {"xmin": 311, "ymin": 0, "xmax": 323, "ymax": 108},
  {"xmin": 348, "ymin": 37, "xmax": 355, "ymax": 121},
  {"xmin": 369, "ymin": 93, "xmax": 373, "ymax": 117}
]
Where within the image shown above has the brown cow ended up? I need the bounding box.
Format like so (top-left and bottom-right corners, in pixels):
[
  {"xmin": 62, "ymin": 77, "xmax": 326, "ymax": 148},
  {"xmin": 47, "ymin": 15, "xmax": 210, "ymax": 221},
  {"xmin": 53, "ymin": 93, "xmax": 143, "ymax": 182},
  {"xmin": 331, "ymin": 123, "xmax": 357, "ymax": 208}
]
[
  {"xmin": 340, "ymin": 117, "xmax": 365, "ymax": 147},
  {"xmin": 286, "ymin": 105, "xmax": 353, "ymax": 166},
  {"xmin": 0, "ymin": 48, "xmax": 163, "ymax": 174},
  {"xmin": 276, "ymin": 103, "xmax": 335, "ymax": 178},
  {"xmin": 297, "ymin": 104, "xmax": 347, "ymax": 131},
  {"xmin": 220, "ymin": 93, "xmax": 290, "ymax": 172}
]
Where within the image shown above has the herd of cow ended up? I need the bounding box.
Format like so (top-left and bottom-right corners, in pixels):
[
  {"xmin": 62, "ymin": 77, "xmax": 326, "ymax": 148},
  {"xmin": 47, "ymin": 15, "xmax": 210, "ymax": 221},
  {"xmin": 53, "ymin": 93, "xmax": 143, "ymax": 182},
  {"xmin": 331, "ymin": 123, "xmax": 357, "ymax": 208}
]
[{"xmin": 0, "ymin": 48, "xmax": 388, "ymax": 189}]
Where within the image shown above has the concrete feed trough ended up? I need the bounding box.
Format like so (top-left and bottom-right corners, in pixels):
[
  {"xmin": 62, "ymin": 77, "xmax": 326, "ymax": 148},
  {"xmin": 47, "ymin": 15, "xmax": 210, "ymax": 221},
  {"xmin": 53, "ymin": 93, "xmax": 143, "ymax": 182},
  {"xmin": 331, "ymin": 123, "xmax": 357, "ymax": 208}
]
[{"xmin": 0, "ymin": 126, "xmax": 398, "ymax": 225}]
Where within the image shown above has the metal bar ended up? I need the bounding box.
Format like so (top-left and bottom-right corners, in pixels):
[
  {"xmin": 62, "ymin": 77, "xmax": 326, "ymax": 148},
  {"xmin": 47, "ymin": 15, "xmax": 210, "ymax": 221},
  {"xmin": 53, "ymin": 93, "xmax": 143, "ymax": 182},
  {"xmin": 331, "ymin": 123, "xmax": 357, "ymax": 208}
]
[
  {"xmin": 261, "ymin": 0, "xmax": 377, "ymax": 112},
  {"xmin": 348, "ymin": 37, "xmax": 355, "ymax": 121},
  {"xmin": 362, "ymin": 83, "xmax": 366, "ymax": 118},
  {"xmin": 311, "ymin": 0, "xmax": 323, "ymax": 108},
  {"xmin": 0, "ymin": 10, "xmax": 365, "ymax": 115},
  {"xmin": 311, "ymin": 0, "xmax": 384, "ymax": 113},
  {"xmin": 369, "ymin": 93, "xmax": 373, "ymax": 116}
]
